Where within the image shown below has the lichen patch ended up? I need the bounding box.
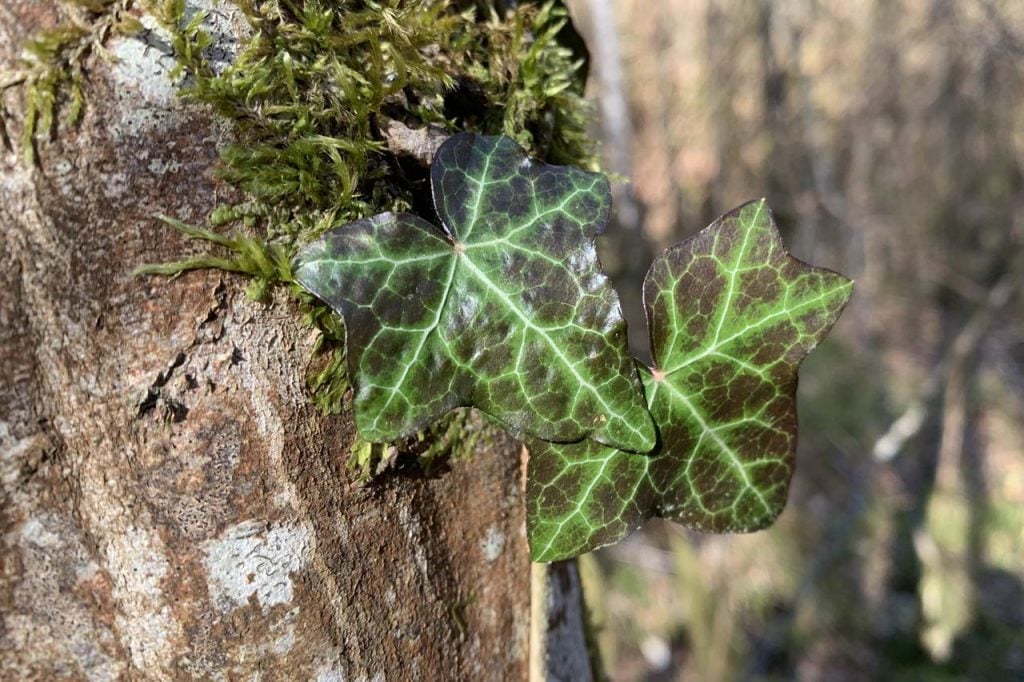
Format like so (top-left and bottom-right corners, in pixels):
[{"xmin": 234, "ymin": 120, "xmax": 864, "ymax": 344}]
[
  {"xmin": 481, "ymin": 525, "xmax": 506, "ymax": 563},
  {"xmin": 108, "ymin": 27, "xmax": 177, "ymax": 108},
  {"xmin": 203, "ymin": 519, "xmax": 313, "ymax": 612},
  {"xmin": 105, "ymin": 524, "xmax": 182, "ymax": 672}
]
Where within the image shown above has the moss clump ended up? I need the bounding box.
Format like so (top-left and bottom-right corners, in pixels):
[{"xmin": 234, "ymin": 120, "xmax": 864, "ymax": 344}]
[
  {"xmin": 347, "ymin": 408, "xmax": 500, "ymax": 482},
  {"xmin": 0, "ymin": 0, "xmax": 140, "ymax": 162},
  {"xmin": 414, "ymin": 407, "xmax": 495, "ymax": 474},
  {"xmin": 137, "ymin": 216, "xmax": 295, "ymax": 299},
  {"xmin": 139, "ymin": 0, "xmax": 594, "ymax": 251}
]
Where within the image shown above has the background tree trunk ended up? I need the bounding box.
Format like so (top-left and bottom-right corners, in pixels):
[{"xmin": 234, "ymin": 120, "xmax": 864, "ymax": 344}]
[{"xmin": 0, "ymin": 3, "xmax": 590, "ymax": 679}]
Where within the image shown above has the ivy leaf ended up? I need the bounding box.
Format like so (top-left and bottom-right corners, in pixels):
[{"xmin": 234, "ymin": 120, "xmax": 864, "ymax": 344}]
[
  {"xmin": 294, "ymin": 133, "xmax": 656, "ymax": 452},
  {"xmin": 527, "ymin": 200, "xmax": 853, "ymax": 562}
]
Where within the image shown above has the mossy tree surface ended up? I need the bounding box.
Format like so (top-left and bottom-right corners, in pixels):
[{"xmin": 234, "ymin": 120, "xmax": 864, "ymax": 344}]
[
  {"xmin": 127, "ymin": 0, "xmax": 599, "ymax": 461},
  {"xmin": 0, "ymin": 0, "xmax": 596, "ymax": 678}
]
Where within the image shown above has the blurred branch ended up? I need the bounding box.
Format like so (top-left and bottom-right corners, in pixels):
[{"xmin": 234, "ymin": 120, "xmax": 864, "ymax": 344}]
[
  {"xmin": 872, "ymin": 259, "xmax": 1023, "ymax": 461},
  {"xmin": 924, "ymin": 261, "xmax": 993, "ymax": 306},
  {"xmin": 530, "ymin": 561, "xmax": 595, "ymax": 682},
  {"xmin": 872, "ymin": 375, "xmax": 940, "ymax": 462},
  {"xmin": 586, "ymin": 0, "xmax": 639, "ymax": 231}
]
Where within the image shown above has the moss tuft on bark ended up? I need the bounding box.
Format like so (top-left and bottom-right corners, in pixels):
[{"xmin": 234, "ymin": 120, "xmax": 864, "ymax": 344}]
[{"xmin": 0, "ymin": 0, "xmax": 139, "ymax": 162}]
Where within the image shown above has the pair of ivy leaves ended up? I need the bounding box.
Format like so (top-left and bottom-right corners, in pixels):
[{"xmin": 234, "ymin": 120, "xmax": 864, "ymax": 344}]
[{"xmin": 295, "ymin": 133, "xmax": 852, "ymax": 562}]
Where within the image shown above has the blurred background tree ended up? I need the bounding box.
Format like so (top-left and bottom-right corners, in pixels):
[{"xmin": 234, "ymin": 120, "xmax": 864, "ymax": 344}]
[{"xmin": 570, "ymin": 0, "xmax": 1024, "ymax": 679}]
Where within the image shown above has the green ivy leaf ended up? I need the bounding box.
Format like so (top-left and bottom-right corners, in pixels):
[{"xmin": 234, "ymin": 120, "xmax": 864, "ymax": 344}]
[
  {"xmin": 527, "ymin": 200, "xmax": 853, "ymax": 562},
  {"xmin": 294, "ymin": 133, "xmax": 656, "ymax": 452}
]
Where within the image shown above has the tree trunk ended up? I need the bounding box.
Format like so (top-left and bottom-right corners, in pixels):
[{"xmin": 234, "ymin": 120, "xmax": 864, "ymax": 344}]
[{"xmin": 0, "ymin": 4, "xmax": 589, "ymax": 679}]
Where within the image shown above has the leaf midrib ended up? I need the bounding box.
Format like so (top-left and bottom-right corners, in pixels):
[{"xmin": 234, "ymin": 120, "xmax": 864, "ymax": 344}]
[
  {"xmin": 535, "ymin": 452, "xmax": 652, "ymax": 561},
  {"xmin": 710, "ymin": 200, "xmax": 762, "ymax": 346},
  {"xmin": 660, "ymin": 281, "xmax": 853, "ymax": 377},
  {"xmin": 658, "ymin": 378, "xmax": 772, "ymax": 515},
  {"xmin": 366, "ymin": 255, "xmax": 460, "ymax": 433},
  {"xmin": 458, "ymin": 253, "xmax": 651, "ymax": 445}
]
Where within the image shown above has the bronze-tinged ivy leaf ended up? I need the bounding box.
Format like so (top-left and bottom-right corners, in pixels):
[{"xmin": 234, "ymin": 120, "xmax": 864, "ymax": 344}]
[
  {"xmin": 527, "ymin": 200, "xmax": 853, "ymax": 562},
  {"xmin": 293, "ymin": 133, "xmax": 656, "ymax": 452}
]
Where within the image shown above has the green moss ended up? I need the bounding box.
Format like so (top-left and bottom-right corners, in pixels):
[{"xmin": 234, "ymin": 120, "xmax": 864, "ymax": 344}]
[
  {"xmin": 10, "ymin": 0, "xmax": 596, "ymax": 473},
  {"xmin": 139, "ymin": 0, "xmax": 594, "ymax": 249},
  {"xmin": 346, "ymin": 408, "xmax": 499, "ymax": 482},
  {"xmin": 134, "ymin": 216, "xmax": 295, "ymax": 300},
  {"xmin": 347, "ymin": 437, "xmax": 388, "ymax": 483},
  {"xmin": 0, "ymin": 0, "xmax": 140, "ymax": 162},
  {"xmin": 449, "ymin": 591, "xmax": 477, "ymax": 640},
  {"xmin": 415, "ymin": 408, "xmax": 495, "ymax": 474},
  {"xmin": 466, "ymin": 1, "xmax": 594, "ymax": 166}
]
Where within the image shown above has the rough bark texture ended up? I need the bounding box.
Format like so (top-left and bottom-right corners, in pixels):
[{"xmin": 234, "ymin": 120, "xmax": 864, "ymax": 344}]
[{"xmin": 0, "ymin": 4, "xmax": 543, "ymax": 679}]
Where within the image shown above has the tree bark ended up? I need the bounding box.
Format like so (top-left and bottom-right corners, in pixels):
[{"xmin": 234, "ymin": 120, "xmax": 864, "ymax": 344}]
[{"xmin": 0, "ymin": 4, "xmax": 591, "ymax": 679}]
